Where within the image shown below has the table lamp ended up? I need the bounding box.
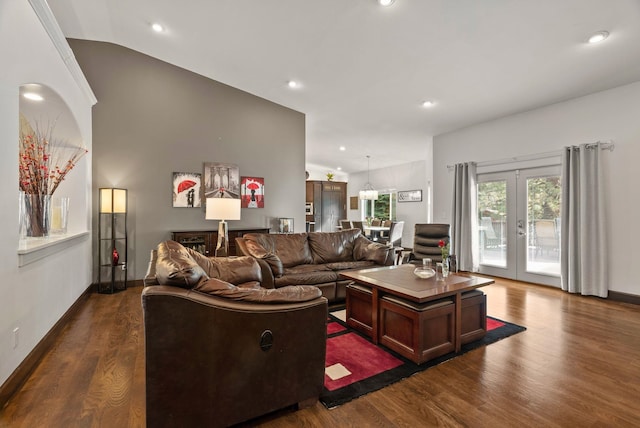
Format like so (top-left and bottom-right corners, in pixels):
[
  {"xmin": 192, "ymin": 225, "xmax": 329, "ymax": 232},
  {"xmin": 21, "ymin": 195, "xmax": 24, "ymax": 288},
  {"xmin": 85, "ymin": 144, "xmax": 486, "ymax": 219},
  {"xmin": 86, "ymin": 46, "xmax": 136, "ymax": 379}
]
[{"xmin": 206, "ymin": 197, "xmax": 241, "ymax": 257}]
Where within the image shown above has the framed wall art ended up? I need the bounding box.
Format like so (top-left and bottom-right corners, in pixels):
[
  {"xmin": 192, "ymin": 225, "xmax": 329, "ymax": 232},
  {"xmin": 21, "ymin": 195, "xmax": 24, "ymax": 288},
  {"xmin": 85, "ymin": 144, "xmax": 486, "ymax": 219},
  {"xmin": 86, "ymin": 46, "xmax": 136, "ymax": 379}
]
[
  {"xmin": 350, "ymin": 196, "xmax": 359, "ymax": 210},
  {"xmin": 172, "ymin": 172, "xmax": 202, "ymax": 207},
  {"xmin": 398, "ymin": 189, "xmax": 422, "ymax": 202},
  {"xmin": 241, "ymin": 176, "xmax": 265, "ymax": 208},
  {"xmin": 203, "ymin": 162, "xmax": 240, "ymax": 199}
]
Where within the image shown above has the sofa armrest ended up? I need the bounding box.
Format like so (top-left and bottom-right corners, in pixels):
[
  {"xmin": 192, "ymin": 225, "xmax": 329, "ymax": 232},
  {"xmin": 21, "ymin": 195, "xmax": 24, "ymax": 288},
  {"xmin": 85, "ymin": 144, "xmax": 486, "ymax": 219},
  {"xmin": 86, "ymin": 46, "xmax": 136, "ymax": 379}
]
[
  {"xmin": 236, "ymin": 237, "xmax": 279, "ymax": 287},
  {"xmin": 251, "ymin": 258, "xmax": 276, "ymax": 289},
  {"xmin": 142, "ymin": 286, "xmax": 327, "ymax": 427}
]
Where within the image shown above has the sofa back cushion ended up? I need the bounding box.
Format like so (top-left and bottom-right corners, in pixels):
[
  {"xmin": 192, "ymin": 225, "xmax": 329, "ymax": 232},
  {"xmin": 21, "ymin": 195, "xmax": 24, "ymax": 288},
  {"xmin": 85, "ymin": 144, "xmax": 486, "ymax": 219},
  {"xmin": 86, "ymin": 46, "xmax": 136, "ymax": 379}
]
[
  {"xmin": 242, "ymin": 233, "xmax": 313, "ymax": 269},
  {"xmin": 308, "ymin": 229, "xmax": 361, "ymax": 264}
]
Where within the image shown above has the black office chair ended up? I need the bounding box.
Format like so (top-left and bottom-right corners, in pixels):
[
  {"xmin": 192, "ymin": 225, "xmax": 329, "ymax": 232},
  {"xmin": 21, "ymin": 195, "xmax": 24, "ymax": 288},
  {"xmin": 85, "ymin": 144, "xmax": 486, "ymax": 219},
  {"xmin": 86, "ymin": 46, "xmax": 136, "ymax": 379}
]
[{"xmin": 408, "ymin": 223, "xmax": 450, "ymax": 264}]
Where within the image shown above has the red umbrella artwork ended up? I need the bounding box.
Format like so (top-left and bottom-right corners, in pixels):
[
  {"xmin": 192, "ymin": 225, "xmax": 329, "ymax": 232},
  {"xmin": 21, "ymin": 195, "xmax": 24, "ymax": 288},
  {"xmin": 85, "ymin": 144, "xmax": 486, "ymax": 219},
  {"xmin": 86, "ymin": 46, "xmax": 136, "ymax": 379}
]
[
  {"xmin": 241, "ymin": 177, "xmax": 264, "ymax": 208},
  {"xmin": 177, "ymin": 180, "xmax": 196, "ymax": 193}
]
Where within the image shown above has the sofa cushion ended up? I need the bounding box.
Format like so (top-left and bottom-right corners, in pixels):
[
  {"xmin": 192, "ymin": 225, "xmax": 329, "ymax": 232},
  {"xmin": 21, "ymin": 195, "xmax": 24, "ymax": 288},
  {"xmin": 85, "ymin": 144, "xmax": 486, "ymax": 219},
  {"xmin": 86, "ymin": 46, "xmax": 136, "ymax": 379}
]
[
  {"xmin": 275, "ymin": 269, "xmax": 339, "ymax": 287},
  {"xmin": 194, "ymin": 278, "xmax": 322, "ymax": 302},
  {"xmin": 324, "ymin": 260, "xmax": 377, "ymax": 271},
  {"xmin": 155, "ymin": 241, "xmax": 208, "ymax": 288},
  {"xmin": 308, "ymin": 229, "xmax": 361, "ymax": 264},
  {"xmin": 242, "ymin": 233, "xmax": 313, "ymax": 268}
]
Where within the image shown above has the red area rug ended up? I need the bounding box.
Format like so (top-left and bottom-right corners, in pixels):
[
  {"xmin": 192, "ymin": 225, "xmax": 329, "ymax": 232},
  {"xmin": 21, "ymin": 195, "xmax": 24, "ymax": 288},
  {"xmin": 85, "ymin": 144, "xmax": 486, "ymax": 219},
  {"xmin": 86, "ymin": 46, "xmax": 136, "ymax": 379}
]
[{"xmin": 321, "ymin": 312, "xmax": 525, "ymax": 408}]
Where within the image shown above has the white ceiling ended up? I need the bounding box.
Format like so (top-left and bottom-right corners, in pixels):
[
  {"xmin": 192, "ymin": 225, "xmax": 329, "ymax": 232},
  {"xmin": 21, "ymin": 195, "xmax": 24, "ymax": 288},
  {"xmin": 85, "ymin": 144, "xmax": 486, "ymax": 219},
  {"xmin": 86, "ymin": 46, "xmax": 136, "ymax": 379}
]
[{"xmin": 47, "ymin": 0, "xmax": 640, "ymax": 173}]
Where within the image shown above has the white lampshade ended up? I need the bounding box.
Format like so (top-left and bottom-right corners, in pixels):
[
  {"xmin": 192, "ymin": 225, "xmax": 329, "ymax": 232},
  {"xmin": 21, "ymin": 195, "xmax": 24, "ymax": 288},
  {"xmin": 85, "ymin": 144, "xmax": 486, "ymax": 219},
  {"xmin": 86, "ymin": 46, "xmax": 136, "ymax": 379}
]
[
  {"xmin": 206, "ymin": 198, "xmax": 241, "ymax": 221},
  {"xmin": 359, "ymin": 189, "xmax": 379, "ymax": 200},
  {"xmin": 100, "ymin": 188, "xmax": 127, "ymax": 213}
]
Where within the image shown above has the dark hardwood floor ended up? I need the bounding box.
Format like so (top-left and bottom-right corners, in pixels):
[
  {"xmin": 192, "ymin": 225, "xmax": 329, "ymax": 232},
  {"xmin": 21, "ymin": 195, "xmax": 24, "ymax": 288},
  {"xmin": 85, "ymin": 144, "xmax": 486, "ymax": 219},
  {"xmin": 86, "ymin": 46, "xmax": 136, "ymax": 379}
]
[{"xmin": 1, "ymin": 278, "xmax": 640, "ymax": 427}]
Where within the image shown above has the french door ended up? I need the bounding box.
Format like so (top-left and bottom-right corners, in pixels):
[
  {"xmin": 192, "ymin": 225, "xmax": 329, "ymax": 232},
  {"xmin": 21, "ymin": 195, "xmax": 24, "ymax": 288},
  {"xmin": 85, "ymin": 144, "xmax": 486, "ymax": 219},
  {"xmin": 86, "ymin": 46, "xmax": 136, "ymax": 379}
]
[{"xmin": 477, "ymin": 166, "xmax": 561, "ymax": 287}]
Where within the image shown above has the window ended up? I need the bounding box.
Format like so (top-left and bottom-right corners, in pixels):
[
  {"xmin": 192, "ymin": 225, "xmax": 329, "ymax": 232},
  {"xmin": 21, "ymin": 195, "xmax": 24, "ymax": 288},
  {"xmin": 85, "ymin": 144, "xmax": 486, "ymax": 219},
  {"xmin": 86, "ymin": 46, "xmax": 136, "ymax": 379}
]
[{"xmin": 362, "ymin": 191, "xmax": 397, "ymax": 221}]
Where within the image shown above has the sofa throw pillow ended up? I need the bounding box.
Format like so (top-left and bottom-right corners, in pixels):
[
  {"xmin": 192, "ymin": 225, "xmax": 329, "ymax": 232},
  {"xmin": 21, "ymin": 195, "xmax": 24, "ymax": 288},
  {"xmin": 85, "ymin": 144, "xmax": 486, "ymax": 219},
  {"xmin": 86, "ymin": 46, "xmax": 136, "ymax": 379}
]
[
  {"xmin": 354, "ymin": 235, "xmax": 391, "ymax": 265},
  {"xmin": 155, "ymin": 241, "xmax": 208, "ymax": 288},
  {"xmin": 195, "ymin": 278, "xmax": 322, "ymax": 303}
]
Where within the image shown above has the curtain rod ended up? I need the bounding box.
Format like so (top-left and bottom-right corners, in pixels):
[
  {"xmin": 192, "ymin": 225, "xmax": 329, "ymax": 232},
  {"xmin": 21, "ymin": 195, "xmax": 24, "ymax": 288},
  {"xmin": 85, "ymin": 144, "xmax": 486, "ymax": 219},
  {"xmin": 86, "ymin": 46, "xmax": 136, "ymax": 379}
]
[{"xmin": 446, "ymin": 140, "xmax": 614, "ymax": 170}]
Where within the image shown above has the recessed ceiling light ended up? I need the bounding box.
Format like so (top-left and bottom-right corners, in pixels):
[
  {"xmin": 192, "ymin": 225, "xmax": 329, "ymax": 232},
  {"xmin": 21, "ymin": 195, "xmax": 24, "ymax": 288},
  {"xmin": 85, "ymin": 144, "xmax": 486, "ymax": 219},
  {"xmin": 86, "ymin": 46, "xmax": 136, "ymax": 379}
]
[
  {"xmin": 422, "ymin": 100, "xmax": 435, "ymax": 108},
  {"xmin": 337, "ymin": 167, "xmax": 342, "ymax": 171},
  {"xmin": 23, "ymin": 92, "xmax": 44, "ymax": 101},
  {"xmin": 588, "ymin": 31, "xmax": 609, "ymax": 44},
  {"xmin": 378, "ymin": 0, "xmax": 395, "ymax": 6},
  {"xmin": 152, "ymin": 23, "xmax": 164, "ymax": 33},
  {"xmin": 339, "ymin": 146, "xmax": 346, "ymax": 151},
  {"xmin": 287, "ymin": 80, "xmax": 299, "ymax": 88}
]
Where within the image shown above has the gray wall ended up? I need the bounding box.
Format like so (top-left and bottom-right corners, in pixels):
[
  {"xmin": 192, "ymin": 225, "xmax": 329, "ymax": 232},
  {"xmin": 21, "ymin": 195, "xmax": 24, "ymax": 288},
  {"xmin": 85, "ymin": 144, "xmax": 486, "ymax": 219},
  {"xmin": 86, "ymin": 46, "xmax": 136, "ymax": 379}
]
[{"xmin": 69, "ymin": 40, "xmax": 306, "ymax": 281}]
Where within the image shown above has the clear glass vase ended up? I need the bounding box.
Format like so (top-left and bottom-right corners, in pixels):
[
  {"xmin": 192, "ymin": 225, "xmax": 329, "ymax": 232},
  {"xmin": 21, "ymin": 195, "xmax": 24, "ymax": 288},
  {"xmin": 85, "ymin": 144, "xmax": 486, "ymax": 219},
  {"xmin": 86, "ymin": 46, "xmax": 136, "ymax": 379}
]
[{"xmin": 20, "ymin": 192, "xmax": 51, "ymax": 238}]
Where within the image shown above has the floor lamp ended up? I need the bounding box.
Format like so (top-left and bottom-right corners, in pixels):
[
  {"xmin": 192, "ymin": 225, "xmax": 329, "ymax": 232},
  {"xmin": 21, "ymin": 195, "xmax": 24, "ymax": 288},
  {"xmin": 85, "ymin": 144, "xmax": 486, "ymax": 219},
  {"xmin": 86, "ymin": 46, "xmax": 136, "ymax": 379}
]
[{"xmin": 206, "ymin": 197, "xmax": 241, "ymax": 257}]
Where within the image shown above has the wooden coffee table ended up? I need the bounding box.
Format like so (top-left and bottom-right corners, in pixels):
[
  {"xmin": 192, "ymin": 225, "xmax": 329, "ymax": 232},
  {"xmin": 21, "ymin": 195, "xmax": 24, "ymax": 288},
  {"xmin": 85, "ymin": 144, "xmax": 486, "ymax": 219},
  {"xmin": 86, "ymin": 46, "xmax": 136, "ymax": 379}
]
[{"xmin": 340, "ymin": 265, "xmax": 494, "ymax": 363}]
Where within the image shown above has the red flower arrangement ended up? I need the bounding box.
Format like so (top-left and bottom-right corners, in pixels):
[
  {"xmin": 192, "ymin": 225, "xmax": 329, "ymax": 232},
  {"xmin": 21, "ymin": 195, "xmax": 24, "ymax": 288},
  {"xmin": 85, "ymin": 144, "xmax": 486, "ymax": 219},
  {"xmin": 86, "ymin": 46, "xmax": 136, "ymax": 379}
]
[
  {"xmin": 19, "ymin": 116, "xmax": 88, "ymax": 195},
  {"xmin": 438, "ymin": 239, "xmax": 450, "ymax": 260}
]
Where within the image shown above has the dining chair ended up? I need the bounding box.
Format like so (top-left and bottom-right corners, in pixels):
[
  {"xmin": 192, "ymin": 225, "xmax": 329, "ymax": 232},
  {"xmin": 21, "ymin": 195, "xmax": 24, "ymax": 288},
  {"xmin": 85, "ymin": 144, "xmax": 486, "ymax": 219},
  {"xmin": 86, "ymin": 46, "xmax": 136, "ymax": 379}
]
[
  {"xmin": 351, "ymin": 220, "xmax": 365, "ymax": 234},
  {"xmin": 340, "ymin": 219, "xmax": 352, "ymax": 230},
  {"xmin": 378, "ymin": 221, "xmax": 404, "ymax": 247}
]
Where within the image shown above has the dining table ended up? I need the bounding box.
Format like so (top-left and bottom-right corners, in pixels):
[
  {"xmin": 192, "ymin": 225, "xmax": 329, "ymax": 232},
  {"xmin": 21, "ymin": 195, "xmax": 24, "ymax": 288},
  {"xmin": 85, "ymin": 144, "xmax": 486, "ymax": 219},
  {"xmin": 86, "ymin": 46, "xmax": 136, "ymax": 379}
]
[{"xmin": 363, "ymin": 225, "xmax": 390, "ymax": 241}]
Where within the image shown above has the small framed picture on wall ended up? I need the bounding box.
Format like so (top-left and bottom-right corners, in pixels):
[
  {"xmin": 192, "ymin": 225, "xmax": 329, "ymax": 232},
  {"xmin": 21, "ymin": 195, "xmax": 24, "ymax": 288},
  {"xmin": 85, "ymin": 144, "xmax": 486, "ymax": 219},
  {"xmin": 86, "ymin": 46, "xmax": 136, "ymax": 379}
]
[{"xmin": 398, "ymin": 189, "xmax": 422, "ymax": 202}]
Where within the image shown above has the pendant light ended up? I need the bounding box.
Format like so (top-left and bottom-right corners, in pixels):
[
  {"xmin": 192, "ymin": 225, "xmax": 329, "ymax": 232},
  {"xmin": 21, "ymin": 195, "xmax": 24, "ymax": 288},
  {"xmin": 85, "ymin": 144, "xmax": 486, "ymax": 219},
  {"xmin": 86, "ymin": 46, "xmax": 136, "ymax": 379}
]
[{"xmin": 359, "ymin": 155, "xmax": 378, "ymax": 200}]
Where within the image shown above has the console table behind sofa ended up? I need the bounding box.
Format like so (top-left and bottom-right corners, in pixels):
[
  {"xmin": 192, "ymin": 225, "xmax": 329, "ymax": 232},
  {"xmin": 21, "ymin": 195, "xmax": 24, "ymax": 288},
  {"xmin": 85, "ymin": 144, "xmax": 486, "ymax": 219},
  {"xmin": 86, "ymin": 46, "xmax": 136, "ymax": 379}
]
[{"xmin": 172, "ymin": 228, "xmax": 270, "ymax": 257}]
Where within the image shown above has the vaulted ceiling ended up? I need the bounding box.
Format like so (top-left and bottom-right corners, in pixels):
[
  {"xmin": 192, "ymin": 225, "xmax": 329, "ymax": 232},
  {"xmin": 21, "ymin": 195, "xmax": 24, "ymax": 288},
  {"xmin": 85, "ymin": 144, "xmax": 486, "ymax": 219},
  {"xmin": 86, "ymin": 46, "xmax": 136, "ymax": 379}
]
[{"xmin": 48, "ymin": 0, "xmax": 640, "ymax": 173}]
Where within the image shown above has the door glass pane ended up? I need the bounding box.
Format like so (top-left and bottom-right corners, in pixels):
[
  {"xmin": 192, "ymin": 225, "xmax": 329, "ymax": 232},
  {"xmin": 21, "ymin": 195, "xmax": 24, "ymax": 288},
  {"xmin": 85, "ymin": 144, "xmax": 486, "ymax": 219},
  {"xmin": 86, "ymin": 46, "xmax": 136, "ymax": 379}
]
[
  {"xmin": 527, "ymin": 176, "xmax": 561, "ymax": 275},
  {"xmin": 477, "ymin": 180, "xmax": 507, "ymax": 267}
]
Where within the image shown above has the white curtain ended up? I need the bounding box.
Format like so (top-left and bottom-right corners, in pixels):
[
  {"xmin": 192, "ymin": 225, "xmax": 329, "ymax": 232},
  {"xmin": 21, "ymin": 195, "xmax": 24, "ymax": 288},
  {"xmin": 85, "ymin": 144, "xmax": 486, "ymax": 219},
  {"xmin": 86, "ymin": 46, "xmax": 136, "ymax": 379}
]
[
  {"xmin": 561, "ymin": 143, "xmax": 608, "ymax": 297},
  {"xmin": 451, "ymin": 162, "xmax": 477, "ymax": 271}
]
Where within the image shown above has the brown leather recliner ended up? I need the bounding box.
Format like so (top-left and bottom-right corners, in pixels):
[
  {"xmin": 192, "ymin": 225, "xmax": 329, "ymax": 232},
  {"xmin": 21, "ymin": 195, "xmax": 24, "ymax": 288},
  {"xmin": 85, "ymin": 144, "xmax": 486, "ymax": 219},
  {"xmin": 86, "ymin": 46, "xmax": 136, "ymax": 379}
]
[{"xmin": 142, "ymin": 240, "xmax": 327, "ymax": 427}]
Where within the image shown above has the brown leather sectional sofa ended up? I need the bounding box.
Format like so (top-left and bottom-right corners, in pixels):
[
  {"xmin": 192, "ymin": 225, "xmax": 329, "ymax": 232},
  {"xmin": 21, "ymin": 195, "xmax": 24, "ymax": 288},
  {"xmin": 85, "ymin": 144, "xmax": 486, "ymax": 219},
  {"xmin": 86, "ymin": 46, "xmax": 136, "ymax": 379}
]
[
  {"xmin": 142, "ymin": 240, "xmax": 327, "ymax": 427},
  {"xmin": 236, "ymin": 228, "xmax": 395, "ymax": 302}
]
